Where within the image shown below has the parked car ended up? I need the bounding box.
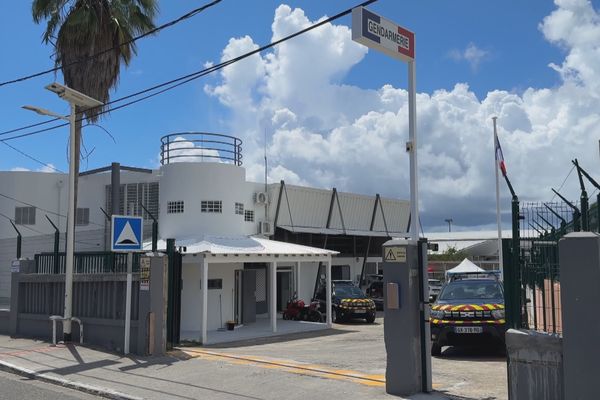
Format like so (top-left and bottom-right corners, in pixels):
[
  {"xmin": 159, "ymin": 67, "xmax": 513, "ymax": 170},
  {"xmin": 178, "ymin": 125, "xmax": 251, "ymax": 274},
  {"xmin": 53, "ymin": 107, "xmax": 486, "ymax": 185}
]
[
  {"xmin": 366, "ymin": 280, "xmax": 384, "ymax": 310},
  {"xmin": 428, "ymin": 278, "xmax": 443, "ymax": 302},
  {"xmin": 315, "ymin": 280, "xmax": 376, "ymax": 323},
  {"xmin": 429, "ymin": 274, "xmax": 506, "ymax": 356}
]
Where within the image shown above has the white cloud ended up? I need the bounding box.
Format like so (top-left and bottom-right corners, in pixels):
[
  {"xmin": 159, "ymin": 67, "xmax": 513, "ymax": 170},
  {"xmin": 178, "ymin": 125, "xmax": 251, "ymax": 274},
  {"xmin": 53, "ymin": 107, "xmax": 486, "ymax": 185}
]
[
  {"xmin": 205, "ymin": 1, "xmax": 600, "ymax": 230},
  {"xmin": 449, "ymin": 42, "xmax": 490, "ymax": 71},
  {"xmin": 10, "ymin": 164, "xmax": 58, "ymax": 173}
]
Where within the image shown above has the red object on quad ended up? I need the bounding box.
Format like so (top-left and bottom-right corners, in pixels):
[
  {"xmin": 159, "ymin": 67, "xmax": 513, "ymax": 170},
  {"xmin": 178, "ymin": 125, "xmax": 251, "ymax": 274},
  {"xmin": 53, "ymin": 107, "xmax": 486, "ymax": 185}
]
[{"xmin": 282, "ymin": 297, "xmax": 322, "ymax": 322}]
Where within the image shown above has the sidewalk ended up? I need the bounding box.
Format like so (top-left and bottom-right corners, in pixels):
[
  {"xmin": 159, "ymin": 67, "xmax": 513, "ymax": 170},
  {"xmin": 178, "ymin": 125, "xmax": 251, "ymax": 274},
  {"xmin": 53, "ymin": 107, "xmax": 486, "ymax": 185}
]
[{"xmin": 0, "ymin": 335, "xmax": 450, "ymax": 400}]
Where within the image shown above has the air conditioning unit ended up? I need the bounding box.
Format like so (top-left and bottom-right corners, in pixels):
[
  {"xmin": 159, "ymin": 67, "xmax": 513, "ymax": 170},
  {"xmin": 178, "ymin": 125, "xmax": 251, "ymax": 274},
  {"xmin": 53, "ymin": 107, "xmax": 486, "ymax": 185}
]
[
  {"xmin": 254, "ymin": 192, "xmax": 268, "ymax": 205},
  {"xmin": 259, "ymin": 221, "xmax": 272, "ymax": 235}
]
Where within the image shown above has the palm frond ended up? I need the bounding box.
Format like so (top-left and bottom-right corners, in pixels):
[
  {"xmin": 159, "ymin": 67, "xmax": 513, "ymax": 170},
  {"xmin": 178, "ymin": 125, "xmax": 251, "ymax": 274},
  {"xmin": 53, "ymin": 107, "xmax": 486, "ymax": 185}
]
[{"xmin": 32, "ymin": 0, "xmax": 157, "ymax": 123}]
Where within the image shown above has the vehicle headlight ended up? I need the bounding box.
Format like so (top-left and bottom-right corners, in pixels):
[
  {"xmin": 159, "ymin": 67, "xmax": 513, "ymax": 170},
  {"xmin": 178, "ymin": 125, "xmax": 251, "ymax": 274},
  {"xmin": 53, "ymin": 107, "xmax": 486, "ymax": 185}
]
[
  {"xmin": 430, "ymin": 310, "xmax": 445, "ymax": 319},
  {"xmin": 491, "ymin": 310, "xmax": 505, "ymax": 320}
]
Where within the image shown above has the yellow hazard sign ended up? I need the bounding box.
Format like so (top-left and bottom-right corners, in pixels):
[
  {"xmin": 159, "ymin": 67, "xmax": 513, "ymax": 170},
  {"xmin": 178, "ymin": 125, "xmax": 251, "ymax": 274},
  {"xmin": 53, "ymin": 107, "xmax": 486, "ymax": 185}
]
[{"xmin": 384, "ymin": 246, "xmax": 407, "ymax": 262}]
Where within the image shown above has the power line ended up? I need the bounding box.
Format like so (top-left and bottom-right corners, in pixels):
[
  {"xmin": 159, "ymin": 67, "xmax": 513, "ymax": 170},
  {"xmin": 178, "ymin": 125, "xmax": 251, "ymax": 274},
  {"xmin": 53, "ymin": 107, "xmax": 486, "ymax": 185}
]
[
  {"xmin": 0, "ymin": 0, "xmax": 378, "ymax": 142},
  {"xmin": 0, "ymin": 211, "xmax": 100, "ymax": 247},
  {"xmin": 0, "ymin": 141, "xmax": 64, "ymax": 173},
  {"xmin": 0, "ymin": 192, "xmax": 105, "ymax": 228},
  {"xmin": 550, "ymin": 165, "xmax": 576, "ymax": 202},
  {"xmin": 0, "ymin": 0, "xmax": 223, "ymax": 88}
]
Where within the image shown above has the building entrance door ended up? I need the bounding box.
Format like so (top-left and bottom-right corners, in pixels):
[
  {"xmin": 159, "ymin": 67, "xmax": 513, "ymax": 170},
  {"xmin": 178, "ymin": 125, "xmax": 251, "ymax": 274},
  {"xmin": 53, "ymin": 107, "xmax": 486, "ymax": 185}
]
[
  {"xmin": 277, "ymin": 270, "xmax": 293, "ymax": 312},
  {"xmin": 241, "ymin": 269, "xmax": 256, "ymax": 324}
]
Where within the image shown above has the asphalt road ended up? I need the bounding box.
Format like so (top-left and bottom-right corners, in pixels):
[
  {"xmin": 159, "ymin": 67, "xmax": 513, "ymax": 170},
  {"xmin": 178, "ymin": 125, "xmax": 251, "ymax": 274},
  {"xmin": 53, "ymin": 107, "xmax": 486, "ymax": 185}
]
[
  {"xmin": 200, "ymin": 312, "xmax": 508, "ymax": 400},
  {"xmin": 0, "ymin": 369, "xmax": 100, "ymax": 400}
]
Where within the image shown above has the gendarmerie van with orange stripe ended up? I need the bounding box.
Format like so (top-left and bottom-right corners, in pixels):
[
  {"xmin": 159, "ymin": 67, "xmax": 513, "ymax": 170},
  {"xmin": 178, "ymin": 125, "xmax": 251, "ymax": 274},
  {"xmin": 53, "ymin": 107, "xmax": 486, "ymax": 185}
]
[{"xmin": 429, "ymin": 273, "xmax": 506, "ymax": 356}]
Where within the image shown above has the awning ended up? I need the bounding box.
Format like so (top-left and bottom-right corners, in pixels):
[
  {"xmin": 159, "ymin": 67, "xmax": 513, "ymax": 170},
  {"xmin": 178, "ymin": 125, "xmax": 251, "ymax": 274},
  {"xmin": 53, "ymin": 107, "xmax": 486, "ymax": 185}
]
[
  {"xmin": 144, "ymin": 234, "xmax": 337, "ymax": 263},
  {"xmin": 277, "ymin": 225, "xmax": 407, "ymax": 238}
]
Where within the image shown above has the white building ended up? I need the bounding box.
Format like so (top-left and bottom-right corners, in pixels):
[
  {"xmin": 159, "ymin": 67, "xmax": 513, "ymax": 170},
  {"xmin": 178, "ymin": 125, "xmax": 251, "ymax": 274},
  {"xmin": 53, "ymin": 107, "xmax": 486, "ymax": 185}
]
[{"xmin": 0, "ymin": 132, "xmax": 409, "ymax": 342}]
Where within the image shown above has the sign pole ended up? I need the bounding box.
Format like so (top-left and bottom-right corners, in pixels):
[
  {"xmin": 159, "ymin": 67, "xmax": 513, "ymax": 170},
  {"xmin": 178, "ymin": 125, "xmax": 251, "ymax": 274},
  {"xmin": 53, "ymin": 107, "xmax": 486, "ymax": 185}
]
[
  {"xmin": 408, "ymin": 60, "xmax": 419, "ymax": 241},
  {"xmin": 124, "ymin": 252, "xmax": 133, "ymax": 354}
]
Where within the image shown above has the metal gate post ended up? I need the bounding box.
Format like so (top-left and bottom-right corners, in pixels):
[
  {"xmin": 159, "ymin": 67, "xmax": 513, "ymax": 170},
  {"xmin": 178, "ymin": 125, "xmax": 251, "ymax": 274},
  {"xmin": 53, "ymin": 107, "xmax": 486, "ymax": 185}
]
[
  {"xmin": 166, "ymin": 238, "xmax": 175, "ymax": 349},
  {"xmin": 511, "ymin": 195, "xmax": 522, "ymax": 329}
]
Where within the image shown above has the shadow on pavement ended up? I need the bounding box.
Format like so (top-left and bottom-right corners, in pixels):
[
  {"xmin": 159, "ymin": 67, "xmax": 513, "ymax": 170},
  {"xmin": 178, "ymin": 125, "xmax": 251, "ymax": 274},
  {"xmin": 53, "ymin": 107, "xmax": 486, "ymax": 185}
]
[{"xmin": 194, "ymin": 327, "xmax": 357, "ymax": 349}]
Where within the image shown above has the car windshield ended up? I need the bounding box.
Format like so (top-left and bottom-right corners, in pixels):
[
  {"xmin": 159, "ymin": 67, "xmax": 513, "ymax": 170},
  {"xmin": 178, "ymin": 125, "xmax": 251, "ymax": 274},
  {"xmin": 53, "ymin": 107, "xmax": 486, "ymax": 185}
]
[
  {"xmin": 438, "ymin": 281, "xmax": 503, "ymax": 301},
  {"xmin": 429, "ymin": 279, "xmax": 442, "ymax": 286},
  {"xmin": 334, "ymin": 285, "xmax": 365, "ymax": 299}
]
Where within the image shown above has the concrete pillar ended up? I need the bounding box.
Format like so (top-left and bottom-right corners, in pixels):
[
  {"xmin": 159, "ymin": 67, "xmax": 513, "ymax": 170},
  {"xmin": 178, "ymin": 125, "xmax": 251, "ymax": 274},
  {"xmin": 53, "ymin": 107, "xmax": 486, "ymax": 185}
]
[
  {"xmin": 326, "ymin": 258, "xmax": 332, "ymax": 328},
  {"xmin": 136, "ymin": 254, "xmax": 168, "ymax": 356},
  {"xmin": 270, "ymin": 261, "xmax": 277, "ymax": 333},
  {"xmin": 202, "ymin": 258, "xmax": 208, "ymax": 344},
  {"xmin": 381, "ymin": 239, "xmax": 429, "ymax": 396},
  {"xmin": 111, "ymin": 162, "xmax": 120, "ymax": 215},
  {"xmin": 559, "ymin": 232, "xmax": 600, "ymax": 400},
  {"xmin": 295, "ymin": 262, "xmax": 301, "ymax": 299}
]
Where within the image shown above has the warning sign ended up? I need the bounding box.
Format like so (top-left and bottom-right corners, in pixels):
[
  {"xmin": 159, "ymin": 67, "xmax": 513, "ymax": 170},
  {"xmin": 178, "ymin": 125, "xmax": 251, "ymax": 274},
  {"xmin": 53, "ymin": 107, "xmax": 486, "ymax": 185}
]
[
  {"xmin": 384, "ymin": 246, "xmax": 407, "ymax": 262},
  {"xmin": 140, "ymin": 257, "xmax": 150, "ymax": 291}
]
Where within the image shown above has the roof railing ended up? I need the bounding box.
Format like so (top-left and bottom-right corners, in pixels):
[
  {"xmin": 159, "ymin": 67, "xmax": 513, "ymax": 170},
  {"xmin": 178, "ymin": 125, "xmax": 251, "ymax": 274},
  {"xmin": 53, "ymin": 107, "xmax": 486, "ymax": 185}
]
[{"xmin": 160, "ymin": 132, "xmax": 243, "ymax": 166}]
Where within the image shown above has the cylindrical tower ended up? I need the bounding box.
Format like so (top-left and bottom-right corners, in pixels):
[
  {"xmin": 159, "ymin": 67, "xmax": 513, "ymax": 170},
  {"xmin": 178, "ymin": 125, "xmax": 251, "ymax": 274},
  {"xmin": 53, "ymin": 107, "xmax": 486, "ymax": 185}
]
[{"xmin": 158, "ymin": 133, "xmax": 258, "ymax": 238}]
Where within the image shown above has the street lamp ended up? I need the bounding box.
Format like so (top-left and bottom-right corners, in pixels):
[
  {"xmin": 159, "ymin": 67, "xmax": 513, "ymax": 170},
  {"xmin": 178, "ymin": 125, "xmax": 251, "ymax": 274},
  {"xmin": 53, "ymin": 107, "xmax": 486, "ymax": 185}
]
[
  {"xmin": 23, "ymin": 82, "xmax": 102, "ymax": 342},
  {"xmin": 444, "ymin": 218, "xmax": 453, "ymax": 232}
]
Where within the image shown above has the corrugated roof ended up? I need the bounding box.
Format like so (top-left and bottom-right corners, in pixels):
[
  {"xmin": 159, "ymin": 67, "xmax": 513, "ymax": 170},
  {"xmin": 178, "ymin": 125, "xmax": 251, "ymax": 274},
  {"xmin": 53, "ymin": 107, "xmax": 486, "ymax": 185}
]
[{"xmin": 277, "ymin": 225, "xmax": 406, "ymax": 238}]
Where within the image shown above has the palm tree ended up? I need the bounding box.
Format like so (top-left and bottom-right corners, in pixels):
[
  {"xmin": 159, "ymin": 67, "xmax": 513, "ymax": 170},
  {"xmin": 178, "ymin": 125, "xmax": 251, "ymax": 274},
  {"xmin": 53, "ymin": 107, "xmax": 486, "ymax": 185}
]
[{"xmin": 32, "ymin": 0, "xmax": 158, "ymax": 212}]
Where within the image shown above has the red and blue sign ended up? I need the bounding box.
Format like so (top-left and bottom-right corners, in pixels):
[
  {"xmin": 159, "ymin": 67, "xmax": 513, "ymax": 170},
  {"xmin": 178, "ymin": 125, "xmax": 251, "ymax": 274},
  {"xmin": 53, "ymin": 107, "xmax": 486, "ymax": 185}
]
[{"xmin": 352, "ymin": 7, "xmax": 415, "ymax": 62}]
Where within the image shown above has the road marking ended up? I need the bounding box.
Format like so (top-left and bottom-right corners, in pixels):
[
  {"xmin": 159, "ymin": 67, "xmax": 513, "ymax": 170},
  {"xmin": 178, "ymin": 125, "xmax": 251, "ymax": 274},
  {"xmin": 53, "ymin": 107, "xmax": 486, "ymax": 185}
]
[
  {"xmin": 175, "ymin": 349, "xmax": 386, "ymax": 387},
  {"xmin": 0, "ymin": 345, "xmax": 65, "ymax": 357}
]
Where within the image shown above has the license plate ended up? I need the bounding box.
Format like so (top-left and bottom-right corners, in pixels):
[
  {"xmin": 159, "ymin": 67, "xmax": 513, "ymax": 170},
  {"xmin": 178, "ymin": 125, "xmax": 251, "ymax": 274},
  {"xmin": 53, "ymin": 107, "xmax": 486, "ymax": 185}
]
[
  {"xmin": 454, "ymin": 326, "xmax": 483, "ymax": 334},
  {"xmin": 354, "ymin": 309, "xmax": 366, "ymax": 314}
]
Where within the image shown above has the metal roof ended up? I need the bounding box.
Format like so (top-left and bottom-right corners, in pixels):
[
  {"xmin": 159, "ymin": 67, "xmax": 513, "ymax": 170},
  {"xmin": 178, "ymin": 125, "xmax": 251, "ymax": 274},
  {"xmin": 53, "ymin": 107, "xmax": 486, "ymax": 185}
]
[{"xmin": 144, "ymin": 235, "xmax": 337, "ymax": 257}]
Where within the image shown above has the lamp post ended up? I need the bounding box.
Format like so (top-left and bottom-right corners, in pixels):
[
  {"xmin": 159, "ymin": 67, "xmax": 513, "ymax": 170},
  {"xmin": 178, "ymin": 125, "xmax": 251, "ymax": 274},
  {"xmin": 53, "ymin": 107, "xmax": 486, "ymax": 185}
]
[
  {"xmin": 23, "ymin": 83, "xmax": 102, "ymax": 341},
  {"xmin": 444, "ymin": 218, "xmax": 453, "ymax": 232}
]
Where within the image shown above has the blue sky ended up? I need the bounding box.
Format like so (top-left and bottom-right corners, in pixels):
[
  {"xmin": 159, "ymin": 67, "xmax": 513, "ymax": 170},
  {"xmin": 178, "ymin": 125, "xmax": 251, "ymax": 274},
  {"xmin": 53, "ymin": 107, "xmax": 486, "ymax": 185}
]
[{"xmin": 1, "ymin": 0, "xmax": 599, "ymax": 230}]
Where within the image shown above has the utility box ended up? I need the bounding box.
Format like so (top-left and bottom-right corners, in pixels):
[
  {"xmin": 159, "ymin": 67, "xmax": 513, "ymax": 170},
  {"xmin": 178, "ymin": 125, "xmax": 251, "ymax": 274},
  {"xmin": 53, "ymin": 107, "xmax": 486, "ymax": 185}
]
[{"xmin": 381, "ymin": 239, "xmax": 431, "ymax": 396}]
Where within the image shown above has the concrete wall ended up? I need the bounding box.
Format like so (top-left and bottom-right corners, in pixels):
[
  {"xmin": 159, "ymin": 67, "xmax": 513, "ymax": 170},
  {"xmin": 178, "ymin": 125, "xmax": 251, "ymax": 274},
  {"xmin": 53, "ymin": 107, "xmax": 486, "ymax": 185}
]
[
  {"xmin": 180, "ymin": 261, "xmax": 241, "ymax": 339},
  {"xmin": 506, "ymin": 329, "xmax": 563, "ymax": 400}
]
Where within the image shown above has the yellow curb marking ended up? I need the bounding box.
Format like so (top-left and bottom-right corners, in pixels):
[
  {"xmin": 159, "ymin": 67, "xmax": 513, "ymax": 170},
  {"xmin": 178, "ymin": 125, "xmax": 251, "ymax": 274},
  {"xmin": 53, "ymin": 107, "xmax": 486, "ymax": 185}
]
[{"xmin": 176, "ymin": 349, "xmax": 386, "ymax": 387}]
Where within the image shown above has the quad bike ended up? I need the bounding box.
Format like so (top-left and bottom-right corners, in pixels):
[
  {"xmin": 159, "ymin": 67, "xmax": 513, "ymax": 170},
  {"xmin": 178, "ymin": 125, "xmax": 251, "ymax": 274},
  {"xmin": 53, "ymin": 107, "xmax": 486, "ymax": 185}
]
[{"xmin": 282, "ymin": 296, "xmax": 322, "ymax": 322}]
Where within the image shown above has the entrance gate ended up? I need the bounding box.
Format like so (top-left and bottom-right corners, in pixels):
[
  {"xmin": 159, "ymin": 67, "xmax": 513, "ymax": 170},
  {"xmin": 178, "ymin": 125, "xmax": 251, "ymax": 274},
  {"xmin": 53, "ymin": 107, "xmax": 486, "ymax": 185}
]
[{"xmin": 166, "ymin": 240, "xmax": 182, "ymax": 348}]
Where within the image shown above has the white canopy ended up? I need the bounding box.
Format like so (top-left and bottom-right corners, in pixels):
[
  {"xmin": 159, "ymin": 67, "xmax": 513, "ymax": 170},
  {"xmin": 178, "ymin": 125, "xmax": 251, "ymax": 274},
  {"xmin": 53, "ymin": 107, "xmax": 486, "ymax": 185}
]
[{"xmin": 446, "ymin": 258, "xmax": 485, "ymax": 275}]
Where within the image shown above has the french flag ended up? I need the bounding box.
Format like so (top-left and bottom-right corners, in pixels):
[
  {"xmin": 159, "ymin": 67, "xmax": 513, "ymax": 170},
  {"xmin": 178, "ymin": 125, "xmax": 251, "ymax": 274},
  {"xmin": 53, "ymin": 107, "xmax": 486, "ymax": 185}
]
[{"xmin": 495, "ymin": 135, "xmax": 507, "ymax": 176}]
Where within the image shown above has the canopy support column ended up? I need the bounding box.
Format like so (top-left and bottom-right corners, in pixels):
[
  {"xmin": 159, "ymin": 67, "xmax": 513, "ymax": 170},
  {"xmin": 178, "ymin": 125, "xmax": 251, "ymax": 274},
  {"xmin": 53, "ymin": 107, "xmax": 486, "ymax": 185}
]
[
  {"xmin": 326, "ymin": 257, "xmax": 332, "ymax": 328},
  {"xmin": 270, "ymin": 261, "xmax": 278, "ymax": 333},
  {"xmin": 202, "ymin": 258, "xmax": 208, "ymax": 344}
]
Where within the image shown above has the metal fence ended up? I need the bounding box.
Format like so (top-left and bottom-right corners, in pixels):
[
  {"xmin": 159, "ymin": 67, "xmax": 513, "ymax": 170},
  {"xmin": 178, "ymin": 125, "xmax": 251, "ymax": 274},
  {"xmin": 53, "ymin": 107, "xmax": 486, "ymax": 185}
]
[
  {"xmin": 517, "ymin": 201, "xmax": 577, "ymax": 334},
  {"xmin": 35, "ymin": 252, "xmax": 141, "ymax": 274},
  {"xmin": 17, "ymin": 274, "xmax": 140, "ymax": 320}
]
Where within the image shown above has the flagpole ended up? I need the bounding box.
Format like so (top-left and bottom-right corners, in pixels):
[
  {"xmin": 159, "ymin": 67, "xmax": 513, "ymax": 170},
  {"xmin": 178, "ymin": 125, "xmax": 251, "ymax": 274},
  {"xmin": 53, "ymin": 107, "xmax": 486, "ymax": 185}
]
[{"xmin": 493, "ymin": 116, "xmax": 504, "ymax": 279}]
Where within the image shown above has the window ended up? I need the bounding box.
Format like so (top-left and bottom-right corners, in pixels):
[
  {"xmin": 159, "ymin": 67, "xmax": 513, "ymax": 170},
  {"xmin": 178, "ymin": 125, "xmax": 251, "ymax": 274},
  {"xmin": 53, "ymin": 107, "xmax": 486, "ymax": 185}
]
[
  {"xmin": 167, "ymin": 201, "xmax": 184, "ymax": 214},
  {"xmin": 244, "ymin": 210, "xmax": 254, "ymax": 222},
  {"xmin": 15, "ymin": 206, "xmax": 36, "ymax": 225},
  {"xmin": 201, "ymin": 200, "xmax": 222, "ymax": 213},
  {"xmin": 75, "ymin": 208, "xmax": 90, "ymax": 226},
  {"xmin": 201, "ymin": 279, "xmax": 223, "ymax": 290},
  {"xmin": 105, "ymin": 182, "xmax": 159, "ymax": 219},
  {"xmin": 235, "ymin": 202, "xmax": 244, "ymax": 215}
]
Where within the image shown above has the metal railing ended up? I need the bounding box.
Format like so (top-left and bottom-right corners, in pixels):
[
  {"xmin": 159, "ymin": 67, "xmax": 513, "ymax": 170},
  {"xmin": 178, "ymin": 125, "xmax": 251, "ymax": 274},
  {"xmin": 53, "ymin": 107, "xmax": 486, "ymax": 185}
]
[
  {"xmin": 160, "ymin": 132, "xmax": 243, "ymax": 166},
  {"xmin": 35, "ymin": 252, "xmax": 141, "ymax": 274},
  {"xmin": 516, "ymin": 201, "xmax": 576, "ymax": 334}
]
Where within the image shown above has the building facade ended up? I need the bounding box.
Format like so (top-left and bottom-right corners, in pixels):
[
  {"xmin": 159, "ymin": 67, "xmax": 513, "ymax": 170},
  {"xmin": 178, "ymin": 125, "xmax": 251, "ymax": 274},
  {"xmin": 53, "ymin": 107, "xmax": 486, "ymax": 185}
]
[{"xmin": 0, "ymin": 133, "xmax": 409, "ymax": 340}]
